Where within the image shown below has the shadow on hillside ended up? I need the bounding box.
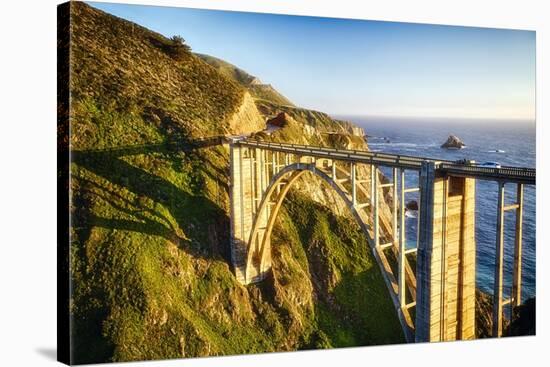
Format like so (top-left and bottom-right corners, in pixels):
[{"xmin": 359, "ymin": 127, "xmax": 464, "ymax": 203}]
[
  {"xmin": 70, "ymin": 141, "xmax": 234, "ymax": 364},
  {"xmin": 71, "ymin": 141, "xmax": 230, "ymax": 262},
  {"xmin": 71, "ymin": 136, "xmax": 223, "ymax": 157}
]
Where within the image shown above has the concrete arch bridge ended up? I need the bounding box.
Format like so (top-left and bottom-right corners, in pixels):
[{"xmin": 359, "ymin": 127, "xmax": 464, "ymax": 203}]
[{"xmin": 227, "ymin": 138, "xmax": 535, "ymax": 343}]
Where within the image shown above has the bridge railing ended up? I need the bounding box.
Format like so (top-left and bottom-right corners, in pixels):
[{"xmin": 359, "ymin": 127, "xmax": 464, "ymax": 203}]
[
  {"xmin": 237, "ymin": 139, "xmax": 427, "ymax": 169},
  {"xmin": 238, "ymin": 138, "xmax": 536, "ymax": 184},
  {"xmin": 438, "ymin": 163, "xmax": 535, "ymax": 184}
]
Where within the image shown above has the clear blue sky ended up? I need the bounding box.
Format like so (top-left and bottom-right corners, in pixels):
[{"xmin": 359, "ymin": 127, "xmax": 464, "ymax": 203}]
[{"xmin": 89, "ymin": 2, "xmax": 536, "ymax": 121}]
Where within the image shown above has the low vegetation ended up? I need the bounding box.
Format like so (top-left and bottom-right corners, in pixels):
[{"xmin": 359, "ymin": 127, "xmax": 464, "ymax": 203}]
[{"xmin": 197, "ymin": 54, "xmax": 296, "ymax": 107}]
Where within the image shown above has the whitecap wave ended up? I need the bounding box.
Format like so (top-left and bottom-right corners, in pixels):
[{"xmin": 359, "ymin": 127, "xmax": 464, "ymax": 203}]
[{"xmin": 370, "ymin": 142, "xmax": 418, "ymax": 147}]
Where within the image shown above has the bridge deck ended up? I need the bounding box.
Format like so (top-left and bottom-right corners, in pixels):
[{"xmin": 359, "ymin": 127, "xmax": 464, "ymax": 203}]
[{"xmin": 236, "ymin": 139, "xmax": 535, "ymax": 185}]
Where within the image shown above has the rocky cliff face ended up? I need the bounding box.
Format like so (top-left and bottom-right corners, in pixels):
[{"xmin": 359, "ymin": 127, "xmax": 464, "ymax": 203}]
[
  {"xmin": 227, "ymin": 91, "xmax": 265, "ymax": 135},
  {"xmin": 350, "ymin": 126, "xmax": 366, "ymax": 137}
]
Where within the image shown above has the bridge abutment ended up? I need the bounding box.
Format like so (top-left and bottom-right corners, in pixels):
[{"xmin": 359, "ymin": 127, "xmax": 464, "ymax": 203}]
[{"xmin": 416, "ymin": 161, "xmax": 476, "ymax": 342}]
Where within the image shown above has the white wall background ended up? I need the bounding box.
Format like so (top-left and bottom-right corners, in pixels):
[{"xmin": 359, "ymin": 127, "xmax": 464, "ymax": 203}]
[{"xmin": 0, "ymin": 0, "xmax": 547, "ymax": 366}]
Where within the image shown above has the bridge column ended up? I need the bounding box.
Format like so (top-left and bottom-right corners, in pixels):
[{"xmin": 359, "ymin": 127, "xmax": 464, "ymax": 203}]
[
  {"xmin": 416, "ymin": 161, "xmax": 476, "ymax": 342},
  {"xmin": 229, "ymin": 144, "xmax": 249, "ymax": 283},
  {"xmin": 229, "ymin": 144, "xmax": 269, "ymax": 284}
]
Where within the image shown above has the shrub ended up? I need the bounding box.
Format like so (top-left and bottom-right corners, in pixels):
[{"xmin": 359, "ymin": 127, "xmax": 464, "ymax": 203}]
[
  {"xmin": 149, "ymin": 34, "xmax": 191, "ymax": 61},
  {"xmin": 167, "ymin": 35, "xmax": 191, "ymax": 60}
]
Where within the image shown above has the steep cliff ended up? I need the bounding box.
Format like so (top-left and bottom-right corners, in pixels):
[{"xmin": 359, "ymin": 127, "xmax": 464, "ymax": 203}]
[
  {"xmin": 227, "ymin": 91, "xmax": 265, "ymax": 135},
  {"xmin": 65, "ymin": 2, "xmax": 403, "ymax": 364}
]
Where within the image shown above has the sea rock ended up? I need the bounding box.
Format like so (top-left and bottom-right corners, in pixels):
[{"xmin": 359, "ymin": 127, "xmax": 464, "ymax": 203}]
[
  {"xmin": 406, "ymin": 200, "xmax": 418, "ymax": 211},
  {"xmin": 441, "ymin": 134, "xmax": 465, "ymax": 149}
]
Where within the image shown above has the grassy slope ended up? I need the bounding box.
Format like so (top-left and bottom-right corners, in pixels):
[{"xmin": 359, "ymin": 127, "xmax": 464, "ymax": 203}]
[
  {"xmin": 68, "ymin": 2, "xmax": 402, "ymax": 364},
  {"xmin": 197, "ymin": 53, "xmax": 295, "ymax": 107},
  {"xmin": 272, "ymin": 193, "xmax": 404, "ymax": 347},
  {"xmin": 195, "ymin": 53, "xmax": 257, "ymax": 86},
  {"xmin": 70, "ymin": 4, "xmax": 245, "ymax": 145},
  {"xmin": 248, "ymin": 84, "xmax": 295, "ymax": 107}
]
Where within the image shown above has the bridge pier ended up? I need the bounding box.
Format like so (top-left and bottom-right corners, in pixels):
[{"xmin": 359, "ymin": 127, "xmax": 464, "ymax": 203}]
[
  {"xmin": 229, "ymin": 144, "xmax": 270, "ymax": 284},
  {"xmin": 416, "ymin": 161, "xmax": 476, "ymax": 342}
]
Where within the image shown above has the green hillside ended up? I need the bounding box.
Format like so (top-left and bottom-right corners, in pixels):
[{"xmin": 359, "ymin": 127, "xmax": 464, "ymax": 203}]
[
  {"xmin": 248, "ymin": 84, "xmax": 295, "ymax": 106},
  {"xmin": 195, "ymin": 53, "xmax": 258, "ymax": 86},
  {"xmin": 64, "ymin": 2, "xmax": 402, "ymax": 364},
  {"xmin": 197, "ymin": 53, "xmax": 295, "ymax": 106}
]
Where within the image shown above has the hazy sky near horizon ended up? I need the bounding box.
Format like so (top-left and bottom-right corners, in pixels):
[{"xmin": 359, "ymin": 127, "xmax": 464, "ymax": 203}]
[{"xmin": 89, "ymin": 2, "xmax": 536, "ymax": 121}]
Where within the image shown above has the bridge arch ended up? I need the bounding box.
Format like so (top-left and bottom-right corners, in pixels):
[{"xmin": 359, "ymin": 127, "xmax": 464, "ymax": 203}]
[
  {"xmin": 241, "ymin": 160, "xmax": 418, "ymax": 340},
  {"xmin": 245, "ymin": 162, "xmax": 375, "ymax": 284}
]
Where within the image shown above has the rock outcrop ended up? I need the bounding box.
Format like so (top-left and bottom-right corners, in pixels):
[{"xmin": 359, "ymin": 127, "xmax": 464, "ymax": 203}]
[
  {"xmin": 441, "ymin": 135, "xmax": 465, "ymax": 149},
  {"xmin": 227, "ymin": 91, "xmax": 266, "ymax": 135},
  {"xmin": 350, "ymin": 126, "xmax": 365, "ymax": 137},
  {"xmin": 267, "ymin": 112, "xmax": 288, "ymax": 128}
]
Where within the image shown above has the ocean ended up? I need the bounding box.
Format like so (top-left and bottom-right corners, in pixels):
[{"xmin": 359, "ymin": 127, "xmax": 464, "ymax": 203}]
[{"xmin": 338, "ymin": 116, "xmax": 536, "ymax": 302}]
